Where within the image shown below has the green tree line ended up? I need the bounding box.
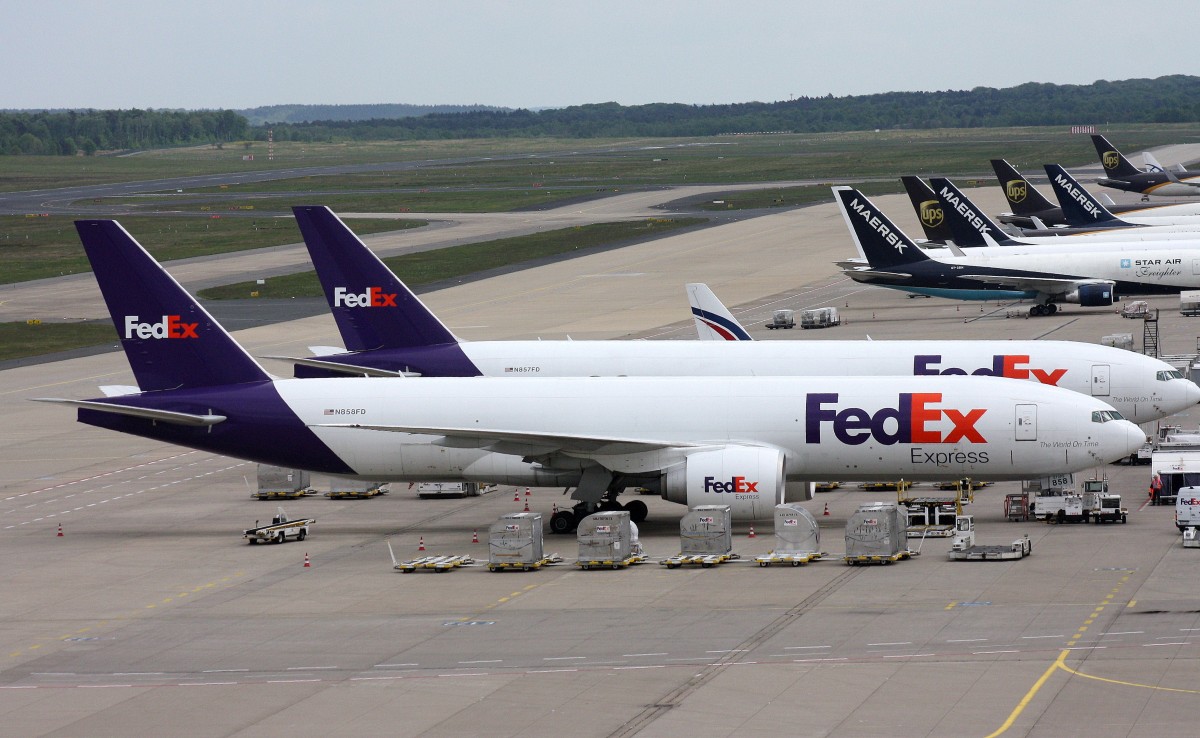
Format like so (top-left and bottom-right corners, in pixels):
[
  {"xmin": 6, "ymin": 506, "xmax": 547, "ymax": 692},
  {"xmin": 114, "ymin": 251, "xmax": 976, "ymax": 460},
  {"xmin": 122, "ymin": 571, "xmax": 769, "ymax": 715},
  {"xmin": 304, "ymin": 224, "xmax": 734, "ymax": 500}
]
[
  {"xmin": 259, "ymin": 75, "xmax": 1200, "ymax": 142},
  {"xmin": 0, "ymin": 109, "xmax": 248, "ymax": 155}
]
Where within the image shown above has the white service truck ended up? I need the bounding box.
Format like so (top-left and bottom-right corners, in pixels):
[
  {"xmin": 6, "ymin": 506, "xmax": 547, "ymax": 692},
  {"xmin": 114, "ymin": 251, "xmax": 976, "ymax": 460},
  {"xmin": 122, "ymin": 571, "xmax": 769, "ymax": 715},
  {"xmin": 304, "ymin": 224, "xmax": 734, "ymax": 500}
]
[{"xmin": 243, "ymin": 508, "xmax": 314, "ymax": 544}]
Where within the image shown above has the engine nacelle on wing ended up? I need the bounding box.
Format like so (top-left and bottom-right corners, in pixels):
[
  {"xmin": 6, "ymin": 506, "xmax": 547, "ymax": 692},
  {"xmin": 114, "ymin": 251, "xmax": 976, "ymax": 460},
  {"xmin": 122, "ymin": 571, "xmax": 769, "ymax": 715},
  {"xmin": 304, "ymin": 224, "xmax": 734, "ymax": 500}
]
[
  {"xmin": 661, "ymin": 446, "xmax": 785, "ymax": 520},
  {"xmin": 1063, "ymin": 283, "xmax": 1116, "ymax": 307}
]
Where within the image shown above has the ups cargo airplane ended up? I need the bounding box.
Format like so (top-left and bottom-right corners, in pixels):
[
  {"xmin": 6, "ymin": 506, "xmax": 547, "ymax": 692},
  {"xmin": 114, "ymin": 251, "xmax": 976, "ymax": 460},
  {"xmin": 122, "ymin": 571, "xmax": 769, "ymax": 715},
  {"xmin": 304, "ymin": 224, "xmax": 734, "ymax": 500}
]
[
  {"xmin": 290, "ymin": 206, "xmax": 1196, "ymax": 425},
  {"xmin": 836, "ymin": 186, "xmax": 1200, "ymax": 317},
  {"xmin": 37, "ymin": 222, "xmax": 1144, "ymax": 532},
  {"xmin": 991, "ymin": 159, "xmax": 1200, "ymax": 230},
  {"xmin": 1093, "ymin": 134, "xmax": 1200, "ymax": 197},
  {"xmin": 924, "ymin": 176, "xmax": 1200, "ymax": 249}
]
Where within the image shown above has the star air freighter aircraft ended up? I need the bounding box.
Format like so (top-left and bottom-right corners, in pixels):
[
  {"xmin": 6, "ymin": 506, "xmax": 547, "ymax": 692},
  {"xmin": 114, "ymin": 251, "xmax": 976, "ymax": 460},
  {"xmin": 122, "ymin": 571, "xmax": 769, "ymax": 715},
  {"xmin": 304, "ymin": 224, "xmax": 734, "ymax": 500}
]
[
  {"xmin": 36, "ymin": 221, "xmax": 1144, "ymax": 534},
  {"xmin": 836, "ymin": 186, "xmax": 1200, "ymax": 318},
  {"xmin": 281, "ymin": 205, "xmax": 1196, "ymax": 428}
]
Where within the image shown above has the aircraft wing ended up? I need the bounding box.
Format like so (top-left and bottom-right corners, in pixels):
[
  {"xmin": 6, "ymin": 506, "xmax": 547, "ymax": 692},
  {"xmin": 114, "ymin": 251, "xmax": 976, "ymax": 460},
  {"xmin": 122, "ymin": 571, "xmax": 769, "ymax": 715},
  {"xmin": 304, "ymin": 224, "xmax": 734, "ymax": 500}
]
[
  {"xmin": 841, "ymin": 268, "xmax": 914, "ymax": 280},
  {"xmin": 261, "ymin": 355, "xmax": 415, "ymax": 378},
  {"xmin": 957, "ymin": 274, "xmax": 1113, "ymax": 295},
  {"xmin": 313, "ymin": 422, "xmax": 707, "ymax": 460}
]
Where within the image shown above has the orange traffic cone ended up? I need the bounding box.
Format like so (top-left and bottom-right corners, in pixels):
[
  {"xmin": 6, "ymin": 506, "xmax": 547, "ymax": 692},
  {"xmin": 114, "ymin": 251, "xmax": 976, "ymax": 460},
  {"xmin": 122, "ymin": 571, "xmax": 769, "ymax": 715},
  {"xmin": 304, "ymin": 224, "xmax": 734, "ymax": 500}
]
[
  {"xmin": 552, "ymin": 503, "xmax": 558, "ymax": 514},
  {"xmin": 823, "ymin": 503, "xmax": 830, "ymax": 516},
  {"xmin": 523, "ymin": 500, "xmax": 530, "ymax": 512},
  {"xmin": 472, "ymin": 529, "xmax": 479, "ymax": 544},
  {"xmin": 513, "ymin": 490, "xmax": 520, "ymax": 502},
  {"xmin": 303, "ymin": 552, "xmax": 311, "ymax": 568},
  {"xmin": 748, "ymin": 525, "xmax": 756, "ymax": 539},
  {"xmin": 57, "ymin": 523, "xmax": 63, "ymax": 537},
  {"xmin": 418, "ymin": 536, "xmax": 426, "ymax": 552},
  {"xmin": 525, "ymin": 487, "xmax": 531, "ymax": 497}
]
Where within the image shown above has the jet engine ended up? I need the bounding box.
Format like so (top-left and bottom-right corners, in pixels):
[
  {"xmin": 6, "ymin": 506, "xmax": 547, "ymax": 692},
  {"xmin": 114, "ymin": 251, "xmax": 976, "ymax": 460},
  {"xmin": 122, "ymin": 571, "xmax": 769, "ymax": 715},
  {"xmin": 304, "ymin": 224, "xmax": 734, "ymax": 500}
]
[
  {"xmin": 660, "ymin": 446, "xmax": 785, "ymax": 520},
  {"xmin": 1063, "ymin": 283, "xmax": 1117, "ymax": 307}
]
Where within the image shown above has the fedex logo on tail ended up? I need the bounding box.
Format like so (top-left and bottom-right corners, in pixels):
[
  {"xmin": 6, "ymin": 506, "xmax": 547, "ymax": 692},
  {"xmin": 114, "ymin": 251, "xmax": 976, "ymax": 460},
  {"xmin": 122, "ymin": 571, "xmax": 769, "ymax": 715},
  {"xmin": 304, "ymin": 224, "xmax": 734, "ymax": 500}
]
[
  {"xmin": 333, "ymin": 286, "xmax": 398, "ymax": 308},
  {"xmin": 123, "ymin": 315, "xmax": 198, "ymax": 339},
  {"xmin": 915, "ymin": 355, "xmax": 1066, "ymax": 386},
  {"xmin": 704, "ymin": 476, "xmax": 759, "ymax": 494},
  {"xmin": 805, "ymin": 392, "xmax": 986, "ymax": 445}
]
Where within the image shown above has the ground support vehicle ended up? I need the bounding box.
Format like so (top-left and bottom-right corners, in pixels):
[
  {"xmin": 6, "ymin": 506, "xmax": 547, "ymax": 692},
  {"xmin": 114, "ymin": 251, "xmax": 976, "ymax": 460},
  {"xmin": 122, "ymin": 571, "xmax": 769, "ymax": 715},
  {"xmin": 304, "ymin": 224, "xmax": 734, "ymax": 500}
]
[
  {"xmin": 844, "ymin": 551, "xmax": 913, "ymax": 566},
  {"xmin": 325, "ymin": 481, "xmax": 388, "ymax": 499},
  {"xmin": 252, "ymin": 465, "xmax": 315, "ymax": 500},
  {"xmin": 395, "ymin": 555, "xmax": 475, "ymax": 573},
  {"xmin": 1092, "ymin": 495, "xmax": 1128, "ymax": 524},
  {"xmin": 754, "ymin": 551, "xmax": 823, "ymax": 567},
  {"xmin": 576, "ymin": 554, "xmax": 648, "ymax": 570},
  {"xmin": 661, "ymin": 553, "xmax": 738, "ymax": 569},
  {"xmin": 947, "ymin": 515, "xmax": 1032, "ymax": 561},
  {"xmin": 800, "ymin": 307, "xmax": 840, "ymax": 329},
  {"xmin": 244, "ymin": 508, "xmax": 313, "ymax": 544},
  {"xmin": 487, "ymin": 555, "xmax": 562, "ymax": 572},
  {"xmin": 1005, "ymin": 492, "xmax": 1030, "ymax": 521},
  {"xmin": 765, "ymin": 309, "xmax": 794, "ymax": 329}
]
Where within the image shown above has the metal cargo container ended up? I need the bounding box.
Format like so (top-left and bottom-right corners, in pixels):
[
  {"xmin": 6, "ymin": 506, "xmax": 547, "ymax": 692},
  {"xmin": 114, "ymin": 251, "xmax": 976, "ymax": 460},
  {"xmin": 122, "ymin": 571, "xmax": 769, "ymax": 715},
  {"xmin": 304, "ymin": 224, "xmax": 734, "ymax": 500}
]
[
  {"xmin": 328, "ymin": 478, "xmax": 387, "ymax": 495},
  {"xmin": 845, "ymin": 503, "xmax": 906, "ymax": 558},
  {"xmin": 577, "ymin": 510, "xmax": 632, "ymax": 561},
  {"xmin": 773, "ymin": 504, "xmax": 820, "ymax": 554},
  {"xmin": 679, "ymin": 505, "xmax": 732, "ymax": 556},
  {"xmin": 489, "ymin": 512, "xmax": 544, "ymax": 566},
  {"xmin": 256, "ymin": 465, "xmax": 310, "ymax": 494}
]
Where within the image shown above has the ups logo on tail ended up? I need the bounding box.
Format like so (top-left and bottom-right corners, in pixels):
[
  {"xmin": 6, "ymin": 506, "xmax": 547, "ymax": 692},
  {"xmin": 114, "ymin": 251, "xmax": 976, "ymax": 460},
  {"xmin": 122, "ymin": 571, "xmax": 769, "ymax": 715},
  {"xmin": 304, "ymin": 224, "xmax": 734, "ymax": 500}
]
[
  {"xmin": 1102, "ymin": 151, "xmax": 1120, "ymax": 170},
  {"xmin": 1005, "ymin": 180, "xmax": 1026, "ymax": 203},
  {"xmin": 919, "ymin": 200, "xmax": 943, "ymax": 228}
]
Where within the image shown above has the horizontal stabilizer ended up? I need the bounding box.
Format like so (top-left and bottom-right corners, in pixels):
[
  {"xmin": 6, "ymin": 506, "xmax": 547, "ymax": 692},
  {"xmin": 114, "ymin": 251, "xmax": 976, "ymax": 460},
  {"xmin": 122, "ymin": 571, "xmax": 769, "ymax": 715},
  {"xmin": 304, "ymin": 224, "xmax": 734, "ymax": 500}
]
[
  {"xmin": 261, "ymin": 355, "xmax": 415, "ymax": 377},
  {"xmin": 842, "ymin": 268, "xmax": 913, "ymax": 281},
  {"xmin": 32, "ymin": 398, "xmax": 226, "ymax": 427},
  {"xmin": 99, "ymin": 385, "xmax": 141, "ymax": 397},
  {"xmin": 308, "ymin": 345, "xmax": 347, "ymax": 357}
]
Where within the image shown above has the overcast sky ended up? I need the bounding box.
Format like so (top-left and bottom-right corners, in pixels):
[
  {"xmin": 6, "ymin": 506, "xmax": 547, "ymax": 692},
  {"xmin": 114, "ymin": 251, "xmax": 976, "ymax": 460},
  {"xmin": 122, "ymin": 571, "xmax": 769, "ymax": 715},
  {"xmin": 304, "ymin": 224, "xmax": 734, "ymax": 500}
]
[{"xmin": 4, "ymin": 0, "xmax": 1193, "ymax": 110}]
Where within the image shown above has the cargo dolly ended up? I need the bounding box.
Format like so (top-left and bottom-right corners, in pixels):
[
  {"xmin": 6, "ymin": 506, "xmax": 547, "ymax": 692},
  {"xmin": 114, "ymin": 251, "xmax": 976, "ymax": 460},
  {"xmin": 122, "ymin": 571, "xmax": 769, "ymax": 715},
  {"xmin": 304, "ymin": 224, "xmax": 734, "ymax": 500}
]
[
  {"xmin": 325, "ymin": 485, "xmax": 388, "ymax": 500},
  {"xmin": 387, "ymin": 541, "xmax": 475, "ymax": 572},
  {"xmin": 660, "ymin": 553, "xmax": 739, "ymax": 569},
  {"xmin": 487, "ymin": 554, "xmax": 563, "ymax": 572},
  {"xmin": 947, "ymin": 516, "xmax": 1032, "ymax": 561},
  {"xmin": 844, "ymin": 551, "xmax": 913, "ymax": 566},
  {"xmin": 252, "ymin": 488, "xmax": 317, "ymax": 501},
  {"xmin": 576, "ymin": 554, "xmax": 648, "ymax": 570},
  {"xmin": 754, "ymin": 551, "xmax": 824, "ymax": 567}
]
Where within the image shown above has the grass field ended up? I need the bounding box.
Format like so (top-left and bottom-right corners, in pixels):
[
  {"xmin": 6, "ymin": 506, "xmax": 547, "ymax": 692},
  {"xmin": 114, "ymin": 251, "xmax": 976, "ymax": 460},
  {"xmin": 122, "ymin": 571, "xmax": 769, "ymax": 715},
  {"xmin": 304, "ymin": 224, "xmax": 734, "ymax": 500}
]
[
  {"xmin": 0, "ymin": 321, "xmax": 116, "ymax": 361},
  {"xmin": 198, "ymin": 218, "xmax": 707, "ymax": 300},
  {"xmin": 0, "ymin": 216, "xmax": 424, "ymax": 284}
]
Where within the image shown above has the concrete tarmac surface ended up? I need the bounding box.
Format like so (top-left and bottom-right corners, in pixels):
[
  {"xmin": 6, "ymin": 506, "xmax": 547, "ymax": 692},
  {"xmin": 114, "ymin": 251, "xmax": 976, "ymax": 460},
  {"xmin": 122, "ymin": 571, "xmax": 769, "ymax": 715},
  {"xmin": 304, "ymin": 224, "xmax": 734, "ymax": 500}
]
[{"xmin": 4, "ymin": 182, "xmax": 1200, "ymax": 737}]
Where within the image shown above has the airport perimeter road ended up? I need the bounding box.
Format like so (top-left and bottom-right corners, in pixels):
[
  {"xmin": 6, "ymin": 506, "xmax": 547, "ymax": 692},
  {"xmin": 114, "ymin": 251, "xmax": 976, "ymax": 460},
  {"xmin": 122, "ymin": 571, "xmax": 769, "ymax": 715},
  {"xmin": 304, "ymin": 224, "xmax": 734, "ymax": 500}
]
[{"xmin": 5, "ymin": 178, "xmax": 1200, "ymax": 736}]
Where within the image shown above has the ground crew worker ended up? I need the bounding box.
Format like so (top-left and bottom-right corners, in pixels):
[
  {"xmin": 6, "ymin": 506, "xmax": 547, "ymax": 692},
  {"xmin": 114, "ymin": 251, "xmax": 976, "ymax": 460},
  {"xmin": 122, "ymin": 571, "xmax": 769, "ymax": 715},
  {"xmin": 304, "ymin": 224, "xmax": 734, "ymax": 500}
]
[{"xmin": 1150, "ymin": 474, "xmax": 1163, "ymax": 506}]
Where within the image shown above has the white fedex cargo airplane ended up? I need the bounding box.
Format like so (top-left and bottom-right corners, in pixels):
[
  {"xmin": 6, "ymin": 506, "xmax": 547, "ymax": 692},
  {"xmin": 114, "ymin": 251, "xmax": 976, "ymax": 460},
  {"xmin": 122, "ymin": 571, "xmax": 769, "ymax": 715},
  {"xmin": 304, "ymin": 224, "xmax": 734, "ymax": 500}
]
[
  {"xmin": 284, "ymin": 206, "xmax": 1197, "ymax": 426},
  {"xmin": 39, "ymin": 221, "xmax": 1145, "ymax": 533}
]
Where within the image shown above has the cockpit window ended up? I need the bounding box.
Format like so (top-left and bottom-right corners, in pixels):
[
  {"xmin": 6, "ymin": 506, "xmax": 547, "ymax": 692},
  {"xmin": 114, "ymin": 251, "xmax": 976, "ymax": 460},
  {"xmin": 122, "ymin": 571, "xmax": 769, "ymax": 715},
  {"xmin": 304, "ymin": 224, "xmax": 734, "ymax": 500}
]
[
  {"xmin": 1157, "ymin": 370, "xmax": 1185, "ymax": 381},
  {"xmin": 1091, "ymin": 410, "xmax": 1124, "ymax": 423}
]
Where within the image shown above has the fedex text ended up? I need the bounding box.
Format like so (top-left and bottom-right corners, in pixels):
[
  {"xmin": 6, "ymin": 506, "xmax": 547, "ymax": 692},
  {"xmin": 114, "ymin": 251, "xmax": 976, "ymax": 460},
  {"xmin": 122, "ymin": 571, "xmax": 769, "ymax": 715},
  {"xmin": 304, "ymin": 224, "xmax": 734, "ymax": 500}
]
[
  {"xmin": 124, "ymin": 314, "xmax": 198, "ymax": 340},
  {"xmin": 805, "ymin": 392, "xmax": 987, "ymax": 445},
  {"xmin": 914, "ymin": 354, "xmax": 1066, "ymax": 386},
  {"xmin": 333, "ymin": 286, "xmax": 398, "ymax": 308}
]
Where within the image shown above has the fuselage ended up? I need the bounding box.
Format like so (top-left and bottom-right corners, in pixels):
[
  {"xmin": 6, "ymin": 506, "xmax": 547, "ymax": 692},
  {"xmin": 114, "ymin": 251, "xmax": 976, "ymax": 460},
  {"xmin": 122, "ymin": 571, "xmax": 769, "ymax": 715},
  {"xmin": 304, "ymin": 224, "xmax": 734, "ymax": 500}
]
[
  {"xmin": 80, "ymin": 375, "xmax": 1145, "ymax": 485},
  {"xmin": 300, "ymin": 340, "xmax": 1197, "ymax": 424}
]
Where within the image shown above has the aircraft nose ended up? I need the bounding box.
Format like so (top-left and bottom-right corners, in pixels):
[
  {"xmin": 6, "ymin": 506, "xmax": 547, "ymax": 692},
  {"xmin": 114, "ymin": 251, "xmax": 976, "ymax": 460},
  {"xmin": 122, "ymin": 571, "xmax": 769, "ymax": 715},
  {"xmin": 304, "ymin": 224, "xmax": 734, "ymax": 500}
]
[
  {"xmin": 1117, "ymin": 420, "xmax": 1145, "ymax": 460},
  {"xmin": 1184, "ymin": 380, "xmax": 1200, "ymax": 408}
]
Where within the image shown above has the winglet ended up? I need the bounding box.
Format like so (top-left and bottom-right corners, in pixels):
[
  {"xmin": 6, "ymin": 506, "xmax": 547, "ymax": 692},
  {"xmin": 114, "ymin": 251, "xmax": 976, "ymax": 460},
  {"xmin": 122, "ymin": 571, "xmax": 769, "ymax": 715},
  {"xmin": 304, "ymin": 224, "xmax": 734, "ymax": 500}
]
[
  {"xmin": 291, "ymin": 206, "xmax": 457, "ymax": 352},
  {"xmin": 74, "ymin": 220, "xmax": 270, "ymax": 392},
  {"xmin": 685, "ymin": 283, "xmax": 752, "ymax": 341},
  {"xmin": 1043, "ymin": 165, "xmax": 1125, "ymax": 226}
]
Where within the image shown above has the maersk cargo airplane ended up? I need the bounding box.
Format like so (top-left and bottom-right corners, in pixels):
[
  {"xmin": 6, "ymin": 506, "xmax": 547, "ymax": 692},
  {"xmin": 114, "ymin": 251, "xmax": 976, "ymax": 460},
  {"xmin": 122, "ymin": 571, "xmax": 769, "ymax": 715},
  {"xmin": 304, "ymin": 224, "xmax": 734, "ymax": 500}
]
[
  {"xmin": 286, "ymin": 206, "xmax": 1197, "ymax": 425},
  {"xmin": 991, "ymin": 159, "xmax": 1200, "ymax": 230},
  {"xmin": 38, "ymin": 221, "xmax": 1144, "ymax": 532},
  {"xmin": 1093, "ymin": 134, "xmax": 1200, "ymax": 197},
  {"xmin": 927, "ymin": 176, "xmax": 1200, "ymax": 247},
  {"xmin": 836, "ymin": 186, "xmax": 1200, "ymax": 317},
  {"xmin": 1045, "ymin": 165, "xmax": 1200, "ymax": 229}
]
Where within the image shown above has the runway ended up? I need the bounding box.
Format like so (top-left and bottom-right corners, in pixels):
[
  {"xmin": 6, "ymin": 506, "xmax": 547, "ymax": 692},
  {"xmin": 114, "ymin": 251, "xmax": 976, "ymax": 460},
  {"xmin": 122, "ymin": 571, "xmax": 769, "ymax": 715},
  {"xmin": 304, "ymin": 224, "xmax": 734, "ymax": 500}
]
[{"xmin": 4, "ymin": 175, "xmax": 1200, "ymax": 736}]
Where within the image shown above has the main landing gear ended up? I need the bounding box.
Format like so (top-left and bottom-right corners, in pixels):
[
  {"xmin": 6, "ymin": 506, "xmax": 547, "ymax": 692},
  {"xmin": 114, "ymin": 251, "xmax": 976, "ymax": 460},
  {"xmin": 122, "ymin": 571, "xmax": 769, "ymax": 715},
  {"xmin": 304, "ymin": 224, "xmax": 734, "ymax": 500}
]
[
  {"xmin": 549, "ymin": 495, "xmax": 649, "ymax": 534},
  {"xmin": 1029, "ymin": 303, "xmax": 1059, "ymax": 317}
]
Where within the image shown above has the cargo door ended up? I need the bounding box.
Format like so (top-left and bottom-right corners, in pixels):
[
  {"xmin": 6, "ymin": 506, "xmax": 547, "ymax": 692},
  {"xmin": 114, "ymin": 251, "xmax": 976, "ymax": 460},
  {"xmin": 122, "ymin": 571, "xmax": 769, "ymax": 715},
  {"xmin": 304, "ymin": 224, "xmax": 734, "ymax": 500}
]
[
  {"xmin": 1091, "ymin": 365, "xmax": 1110, "ymax": 396},
  {"xmin": 1015, "ymin": 404, "xmax": 1037, "ymax": 441}
]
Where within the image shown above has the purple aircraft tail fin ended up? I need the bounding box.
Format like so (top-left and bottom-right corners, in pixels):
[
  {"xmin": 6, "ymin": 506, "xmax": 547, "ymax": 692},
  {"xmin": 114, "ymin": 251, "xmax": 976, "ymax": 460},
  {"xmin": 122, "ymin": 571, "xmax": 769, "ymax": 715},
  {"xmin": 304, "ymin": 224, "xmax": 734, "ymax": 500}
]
[
  {"xmin": 75, "ymin": 220, "xmax": 269, "ymax": 392},
  {"xmin": 292, "ymin": 206, "xmax": 458, "ymax": 352}
]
